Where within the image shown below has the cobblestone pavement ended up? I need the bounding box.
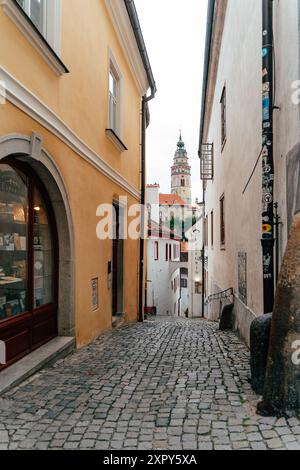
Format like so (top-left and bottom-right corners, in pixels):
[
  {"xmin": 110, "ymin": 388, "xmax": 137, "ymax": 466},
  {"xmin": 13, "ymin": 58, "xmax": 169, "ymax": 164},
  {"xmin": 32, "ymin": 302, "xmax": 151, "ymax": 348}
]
[{"xmin": 0, "ymin": 317, "xmax": 299, "ymax": 450}]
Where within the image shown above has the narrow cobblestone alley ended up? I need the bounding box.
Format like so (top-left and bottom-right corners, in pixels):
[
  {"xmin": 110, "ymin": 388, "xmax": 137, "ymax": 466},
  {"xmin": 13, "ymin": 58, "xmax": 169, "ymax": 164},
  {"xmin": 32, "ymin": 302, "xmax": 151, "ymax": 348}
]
[{"xmin": 0, "ymin": 318, "xmax": 299, "ymax": 451}]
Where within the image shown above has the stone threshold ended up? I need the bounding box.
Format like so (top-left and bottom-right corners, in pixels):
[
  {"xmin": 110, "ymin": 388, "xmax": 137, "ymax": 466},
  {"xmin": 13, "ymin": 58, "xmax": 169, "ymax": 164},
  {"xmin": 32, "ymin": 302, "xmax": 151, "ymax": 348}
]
[{"xmin": 0, "ymin": 336, "xmax": 75, "ymax": 396}]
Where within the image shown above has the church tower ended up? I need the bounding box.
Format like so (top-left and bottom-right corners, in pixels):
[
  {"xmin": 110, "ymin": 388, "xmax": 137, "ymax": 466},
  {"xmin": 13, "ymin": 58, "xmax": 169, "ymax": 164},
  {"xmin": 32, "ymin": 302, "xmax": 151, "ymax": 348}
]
[{"xmin": 171, "ymin": 133, "xmax": 192, "ymax": 204}]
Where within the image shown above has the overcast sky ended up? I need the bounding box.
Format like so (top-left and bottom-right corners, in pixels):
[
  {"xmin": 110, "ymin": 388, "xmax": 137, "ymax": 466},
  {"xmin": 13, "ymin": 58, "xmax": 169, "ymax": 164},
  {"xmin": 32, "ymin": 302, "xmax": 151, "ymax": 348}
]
[{"xmin": 135, "ymin": 0, "xmax": 208, "ymax": 202}]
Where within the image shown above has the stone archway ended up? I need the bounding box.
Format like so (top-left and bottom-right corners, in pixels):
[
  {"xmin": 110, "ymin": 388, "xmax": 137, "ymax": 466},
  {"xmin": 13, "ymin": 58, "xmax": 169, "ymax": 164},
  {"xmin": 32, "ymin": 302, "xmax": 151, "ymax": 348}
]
[{"xmin": 0, "ymin": 133, "xmax": 75, "ymax": 338}]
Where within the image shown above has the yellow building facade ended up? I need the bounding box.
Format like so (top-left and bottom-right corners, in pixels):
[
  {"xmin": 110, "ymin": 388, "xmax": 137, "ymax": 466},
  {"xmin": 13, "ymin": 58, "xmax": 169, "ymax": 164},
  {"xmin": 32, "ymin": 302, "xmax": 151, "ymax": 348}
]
[{"xmin": 0, "ymin": 0, "xmax": 155, "ymax": 369}]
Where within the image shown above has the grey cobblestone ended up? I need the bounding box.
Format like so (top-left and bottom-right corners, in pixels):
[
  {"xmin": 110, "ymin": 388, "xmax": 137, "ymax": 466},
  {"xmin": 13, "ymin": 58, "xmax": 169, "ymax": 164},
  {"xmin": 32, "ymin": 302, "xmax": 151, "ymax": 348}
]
[{"xmin": 0, "ymin": 317, "xmax": 299, "ymax": 450}]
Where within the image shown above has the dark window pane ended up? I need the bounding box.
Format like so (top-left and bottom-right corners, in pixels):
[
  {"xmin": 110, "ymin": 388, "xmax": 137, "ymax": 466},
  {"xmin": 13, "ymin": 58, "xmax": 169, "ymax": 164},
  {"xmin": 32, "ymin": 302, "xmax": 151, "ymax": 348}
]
[{"xmin": 0, "ymin": 165, "xmax": 28, "ymax": 322}]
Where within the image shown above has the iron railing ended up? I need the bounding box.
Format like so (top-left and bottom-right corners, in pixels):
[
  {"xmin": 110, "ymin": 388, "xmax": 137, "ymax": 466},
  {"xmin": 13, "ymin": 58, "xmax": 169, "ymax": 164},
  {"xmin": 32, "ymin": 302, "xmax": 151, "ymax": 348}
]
[{"xmin": 205, "ymin": 288, "xmax": 234, "ymax": 305}]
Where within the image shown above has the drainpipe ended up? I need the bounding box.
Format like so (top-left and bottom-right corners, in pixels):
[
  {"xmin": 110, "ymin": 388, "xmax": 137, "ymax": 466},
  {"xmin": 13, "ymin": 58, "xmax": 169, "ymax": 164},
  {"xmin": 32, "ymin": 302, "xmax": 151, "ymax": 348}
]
[
  {"xmin": 124, "ymin": 0, "xmax": 157, "ymax": 322},
  {"xmin": 201, "ymin": 188, "xmax": 205, "ymax": 318},
  {"xmin": 261, "ymin": 0, "xmax": 275, "ymax": 314},
  {"xmin": 138, "ymin": 95, "xmax": 152, "ymax": 323}
]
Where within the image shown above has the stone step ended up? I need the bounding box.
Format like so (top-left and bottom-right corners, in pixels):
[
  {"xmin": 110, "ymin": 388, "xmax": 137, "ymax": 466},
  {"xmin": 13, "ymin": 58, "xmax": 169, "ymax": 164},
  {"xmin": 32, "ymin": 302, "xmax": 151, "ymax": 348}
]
[{"xmin": 0, "ymin": 336, "xmax": 75, "ymax": 396}]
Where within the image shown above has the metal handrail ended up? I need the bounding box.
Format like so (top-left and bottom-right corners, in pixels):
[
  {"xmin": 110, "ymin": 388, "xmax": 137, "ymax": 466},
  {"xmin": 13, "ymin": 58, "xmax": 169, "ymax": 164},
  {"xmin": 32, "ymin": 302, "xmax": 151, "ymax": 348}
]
[{"xmin": 205, "ymin": 288, "xmax": 234, "ymax": 305}]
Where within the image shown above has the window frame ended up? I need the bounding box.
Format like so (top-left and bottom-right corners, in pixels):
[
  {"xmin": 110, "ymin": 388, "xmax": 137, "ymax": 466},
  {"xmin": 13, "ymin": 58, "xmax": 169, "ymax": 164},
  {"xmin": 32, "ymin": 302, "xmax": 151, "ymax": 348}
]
[
  {"xmin": 220, "ymin": 85, "xmax": 227, "ymax": 148},
  {"xmin": 17, "ymin": 0, "xmax": 47, "ymax": 35},
  {"xmin": 154, "ymin": 241, "xmax": 159, "ymax": 261},
  {"xmin": 107, "ymin": 54, "xmax": 123, "ymax": 138},
  {"xmin": 1, "ymin": 0, "xmax": 66, "ymax": 75}
]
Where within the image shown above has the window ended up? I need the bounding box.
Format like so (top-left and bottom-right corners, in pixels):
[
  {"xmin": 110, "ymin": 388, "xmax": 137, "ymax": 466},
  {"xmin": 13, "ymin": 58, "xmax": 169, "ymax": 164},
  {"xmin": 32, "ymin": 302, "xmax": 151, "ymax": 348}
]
[
  {"xmin": 204, "ymin": 215, "xmax": 208, "ymax": 247},
  {"xmin": 220, "ymin": 195, "xmax": 225, "ymax": 247},
  {"xmin": 169, "ymin": 244, "xmax": 172, "ymax": 261},
  {"xmin": 181, "ymin": 278, "xmax": 187, "ymax": 289},
  {"xmin": 16, "ymin": 0, "xmax": 45, "ymax": 33},
  {"xmin": 181, "ymin": 178, "xmax": 185, "ymax": 187},
  {"xmin": 211, "ymin": 210, "xmax": 214, "ymax": 247},
  {"xmin": 4, "ymin": 0, "xmax": 66, "ymax": 75},
  {"xmin": 109, "ymin": 68, "xmax": 118, "ymax": 133},
  {"xmin": 221, "ymin": 86, "xmax": 227, "ymax": 146},
  {"xmin": 165, "ymin": 243, "xmax": 169, "ymax": 261},
  {"xmin": 195, "ymin": 282, "xmax": 201, "ymax": 294},
  {"xmin": 154, "ymin": 241, "xmax": 159, "ymax": 261}
]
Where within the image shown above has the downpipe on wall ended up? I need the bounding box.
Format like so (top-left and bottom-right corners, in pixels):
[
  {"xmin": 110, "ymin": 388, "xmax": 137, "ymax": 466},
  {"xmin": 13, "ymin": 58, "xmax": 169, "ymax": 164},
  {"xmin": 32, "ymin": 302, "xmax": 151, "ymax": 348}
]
[{"xmin": 261, "ymin": 0, "xmax": 275, "ymax": 314}]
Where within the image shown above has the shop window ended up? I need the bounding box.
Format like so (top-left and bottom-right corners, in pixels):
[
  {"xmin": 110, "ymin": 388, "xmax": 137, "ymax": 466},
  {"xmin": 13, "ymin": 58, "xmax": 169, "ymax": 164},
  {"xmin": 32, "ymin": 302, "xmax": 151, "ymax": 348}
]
[
  {"xmin": 33, "ymin": 188, "xmax": 54, "ymax": 308},
  {"xmin": 0, "ymin": 164, "xmax": 28, "ymax": 321},
  {"xmin": 0, "ymin": 161, "xmax": 57, "ymax": 368}
]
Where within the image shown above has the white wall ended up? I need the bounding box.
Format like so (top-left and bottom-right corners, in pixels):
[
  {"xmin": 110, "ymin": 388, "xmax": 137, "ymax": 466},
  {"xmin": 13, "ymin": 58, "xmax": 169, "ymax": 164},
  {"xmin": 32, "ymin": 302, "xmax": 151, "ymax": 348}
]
[
  {"xmin": 203, "ymin": 0, "xmax": 300, "ymax": 343},
  {"xmin": 147, "ymin": 237, "xmax": 181, "ymax": 315}
]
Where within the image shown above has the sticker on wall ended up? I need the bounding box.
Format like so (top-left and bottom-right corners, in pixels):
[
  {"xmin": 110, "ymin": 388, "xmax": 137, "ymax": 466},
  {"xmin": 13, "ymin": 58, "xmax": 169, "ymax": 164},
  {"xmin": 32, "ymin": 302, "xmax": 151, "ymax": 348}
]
[
  {"xmin": 262, "ymin": 82, "xmax": 270, "ymax": 93},
  {"xmin": 263, "ymin": 174, "xmax": 272, "ymax": 185},
  {"xmin": 262, "ymin": 146, "xmax": 269, "ymax": 157},
  {"xmin": 263, "ymin": 193, "xmax": 273, "ymax": 204},
  {"xmin": 263, "ymin": 164, "xmax": 271, "ymax": 174},
  {"xmin": 262, "ymin": 215, "xmax": 270, "ymax": 223},
  {"xmin": 263, "ymin": 30, "xmax": 268, "ymax": 36},
  {"xmin": 262, "ymin": 47, "xmax": 269, "ymax": 57},
  {"xmin": 262, "ymin": 68, "xmax": 268, "ymax": 77},
  {"xmin": 263, "ymin": 122, "xmax": 271, "ymax": 129},
  {"xmin": 263, "ymin": 253, "xmax": 272, "ymax": 273},
  {"xmin": 263, "ymin": 97, "xmax": 270, "ymax": 121},
  {"xmin": 262, "ymin": 224, "xmax": 272, "ymax": 234}
]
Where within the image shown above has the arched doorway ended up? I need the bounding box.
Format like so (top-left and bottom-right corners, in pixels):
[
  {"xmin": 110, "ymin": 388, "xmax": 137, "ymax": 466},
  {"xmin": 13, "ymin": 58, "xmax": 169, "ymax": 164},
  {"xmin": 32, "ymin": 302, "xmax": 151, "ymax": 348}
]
[{"xmin": 0, "ymin": 158, "xmax": 58, "ymax": 368}]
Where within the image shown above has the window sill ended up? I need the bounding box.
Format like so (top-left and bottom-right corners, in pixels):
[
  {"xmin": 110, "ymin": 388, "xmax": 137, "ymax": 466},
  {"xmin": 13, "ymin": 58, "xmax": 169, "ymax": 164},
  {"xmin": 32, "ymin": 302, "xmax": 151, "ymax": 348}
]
[
  {"xmin": 0, "ymin": 0, "xmax": 69, "ymax": 76},
  {"xmin": 105, "ymin": 129, "xmax": 128, "ymax": 153}
]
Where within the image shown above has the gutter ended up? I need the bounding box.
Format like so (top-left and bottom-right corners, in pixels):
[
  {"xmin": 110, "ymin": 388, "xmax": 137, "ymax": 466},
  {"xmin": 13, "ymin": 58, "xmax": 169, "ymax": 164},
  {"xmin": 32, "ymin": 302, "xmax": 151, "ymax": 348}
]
[
  {"xmin": 124, "ymin": 0, "xmax": 157, "ymax": 104},
  {"xmin": 198, "ymin": 0, "xmax": 216, "ymax": 154},
  {"xmin": 124, "ymin": 0, "xmax": 157, "ymax": 322}
]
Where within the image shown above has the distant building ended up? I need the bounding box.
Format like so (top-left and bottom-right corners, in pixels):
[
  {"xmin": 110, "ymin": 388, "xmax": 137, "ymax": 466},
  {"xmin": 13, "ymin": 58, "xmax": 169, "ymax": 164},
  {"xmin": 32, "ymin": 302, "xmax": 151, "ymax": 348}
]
[
  {"xmin": 146, "ymin": 219, "xmax": 181, "ymax": 316},
  {"xmin": 171, "ymin": 133, "xmax": 192, "ymax": 205}
]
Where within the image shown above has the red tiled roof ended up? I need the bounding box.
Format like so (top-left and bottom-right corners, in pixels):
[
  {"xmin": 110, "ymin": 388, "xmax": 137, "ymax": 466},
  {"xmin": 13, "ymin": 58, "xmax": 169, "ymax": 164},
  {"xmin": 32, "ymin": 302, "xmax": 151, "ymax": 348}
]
[{"xmin": 159, "ymin": 194, "xmax": 187, "ymax": 206}]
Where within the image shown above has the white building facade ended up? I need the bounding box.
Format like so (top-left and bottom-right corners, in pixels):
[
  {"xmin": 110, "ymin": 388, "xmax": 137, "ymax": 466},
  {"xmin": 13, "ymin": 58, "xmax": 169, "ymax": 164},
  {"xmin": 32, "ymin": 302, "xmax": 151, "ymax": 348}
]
[
  {"xmin": 199, "ymin": 0, "xmax": 300, "ymax": 345},
  {"xmin": 146, "ymin": 229, "xmax": 181, "ymax": 316}
]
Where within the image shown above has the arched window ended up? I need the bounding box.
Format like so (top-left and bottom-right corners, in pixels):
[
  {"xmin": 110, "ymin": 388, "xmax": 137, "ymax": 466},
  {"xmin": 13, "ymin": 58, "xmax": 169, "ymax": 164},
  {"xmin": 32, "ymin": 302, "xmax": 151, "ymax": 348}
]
[{"xmin": 181, "ymin": 178, "xmax": 185, "ymax": 187}]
